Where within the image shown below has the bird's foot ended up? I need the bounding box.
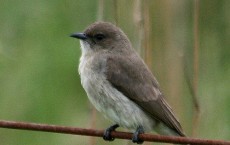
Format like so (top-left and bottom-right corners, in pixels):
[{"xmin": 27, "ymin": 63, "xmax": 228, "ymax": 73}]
[
  {"xmin": 132, "ymin": 126, "xmax": 144, "ymax": 144},
  {"xmin": 103, "ymin": 124, "xmax": 119, "ymax": 141}
]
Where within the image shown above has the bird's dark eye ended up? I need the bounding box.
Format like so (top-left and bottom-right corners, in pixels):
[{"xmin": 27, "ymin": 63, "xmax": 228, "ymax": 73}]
[{"xmin": 94, "ymin": 34, "xmax": 105, "ymax": 41}]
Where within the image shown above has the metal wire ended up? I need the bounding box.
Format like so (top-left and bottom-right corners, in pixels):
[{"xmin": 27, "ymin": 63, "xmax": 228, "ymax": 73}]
[{"xmin": 0, "ymin": 120, "xmax": 229, "ymax": 145}]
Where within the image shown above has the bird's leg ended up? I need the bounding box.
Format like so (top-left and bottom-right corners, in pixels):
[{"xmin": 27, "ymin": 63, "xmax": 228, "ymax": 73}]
[
  {"xmin": 103, "ymin": 124, "xmax": 119, "ymax": 141},
  {"xmin": 132, "ymin": 126, "xmax": 144, "ymax": 144}
]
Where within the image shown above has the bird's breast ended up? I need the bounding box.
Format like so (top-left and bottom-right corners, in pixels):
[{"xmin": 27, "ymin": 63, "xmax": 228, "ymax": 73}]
[
  {"xmin": 78, "ymin": 54, "xmax": 109, "ymax": 110},
  {"xmin": 78, "ymin": 54, "xmax": 155, "ymax": 131}
]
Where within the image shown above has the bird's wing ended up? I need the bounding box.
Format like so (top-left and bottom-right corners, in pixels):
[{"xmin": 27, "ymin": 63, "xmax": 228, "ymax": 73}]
[{"xmin": 106, "ymin": 54, "xmax": 185, "ymax": 136}]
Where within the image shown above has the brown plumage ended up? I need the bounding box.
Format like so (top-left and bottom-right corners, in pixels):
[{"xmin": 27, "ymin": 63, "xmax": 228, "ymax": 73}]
[{"xmin": 71, "ymin": 22, "xmax": 186, "ymax": 143}]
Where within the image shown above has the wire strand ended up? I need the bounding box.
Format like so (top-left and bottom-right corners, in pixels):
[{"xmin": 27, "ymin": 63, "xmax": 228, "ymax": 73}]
[{"xmin": 0, "ymin": 120, "xmax": 229, "ymax": 145}]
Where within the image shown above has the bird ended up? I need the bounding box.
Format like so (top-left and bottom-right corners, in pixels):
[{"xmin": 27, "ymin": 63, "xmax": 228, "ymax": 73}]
[{"xmin": 70, "ymin": 21, "xmax": 185, "ymax": 144}]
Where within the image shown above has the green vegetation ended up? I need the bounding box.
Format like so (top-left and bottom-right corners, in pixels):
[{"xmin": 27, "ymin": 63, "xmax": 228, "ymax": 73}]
[{"xmin": 0, "ymin": 0, "xmax": 229, "ymax": 144}]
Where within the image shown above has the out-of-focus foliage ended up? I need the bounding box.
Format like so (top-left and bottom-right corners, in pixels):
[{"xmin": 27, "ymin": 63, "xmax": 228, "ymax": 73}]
[{"xmin": 0, "ymin": 0, "xmax": 229, "ymax": 145}]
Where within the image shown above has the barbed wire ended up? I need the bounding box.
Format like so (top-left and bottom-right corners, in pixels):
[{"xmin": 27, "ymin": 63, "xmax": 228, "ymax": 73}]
[{"xmin": 0, "ymin": 120, "xmax": 229, "ymax": 145}]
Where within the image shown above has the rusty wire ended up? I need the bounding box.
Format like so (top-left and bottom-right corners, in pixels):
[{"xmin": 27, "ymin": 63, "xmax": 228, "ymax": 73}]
[{"xmin": 0, "ymin": 120, "xmax": 229, "ymax": 145}]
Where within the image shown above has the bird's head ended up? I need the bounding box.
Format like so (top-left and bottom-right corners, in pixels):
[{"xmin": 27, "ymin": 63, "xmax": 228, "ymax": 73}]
[{"xmin": 71, "ymin": 22, "xmax": 132, "ymax": 55}]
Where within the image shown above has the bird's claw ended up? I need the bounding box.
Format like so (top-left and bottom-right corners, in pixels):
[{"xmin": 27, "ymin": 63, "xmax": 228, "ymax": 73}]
[
  {"xmin": 103, "ymin": 124, "xmax": 119, "ymax": 141},
  {"xmin": 132, "ymin": 126, "xmax": 144, "ymax": 144}
]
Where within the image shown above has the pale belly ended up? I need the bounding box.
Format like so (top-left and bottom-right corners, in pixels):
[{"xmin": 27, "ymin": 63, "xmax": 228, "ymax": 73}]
[{"xmin": 79, "ymin": 56, "xmax": 155, "ymax": 131}]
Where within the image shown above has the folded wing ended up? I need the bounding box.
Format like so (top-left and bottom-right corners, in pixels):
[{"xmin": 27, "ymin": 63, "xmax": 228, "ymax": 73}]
[{"xmin": 106, "ymin": 54, "xmax": 185, "ymax": 136}]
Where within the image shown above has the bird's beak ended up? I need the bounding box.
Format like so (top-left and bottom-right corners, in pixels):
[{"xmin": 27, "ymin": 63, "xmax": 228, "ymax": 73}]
[{"xmin": 70, "ymin": 33, "xmax": 87, "ymax": 40}]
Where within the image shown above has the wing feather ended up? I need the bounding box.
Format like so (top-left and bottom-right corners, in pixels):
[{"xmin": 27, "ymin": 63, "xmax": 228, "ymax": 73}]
[{"xmin": 106, "ymin": 54, "xmax": 185, "ymax": 136}]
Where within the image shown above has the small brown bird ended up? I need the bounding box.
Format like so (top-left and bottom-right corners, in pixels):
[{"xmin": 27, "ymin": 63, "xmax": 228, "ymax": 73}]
[{"xmin": 71, "ymin": 22, "xmax": 185, "ymax": 144}]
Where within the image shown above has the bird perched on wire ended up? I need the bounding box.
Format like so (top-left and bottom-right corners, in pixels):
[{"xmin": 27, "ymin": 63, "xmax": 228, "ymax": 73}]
[{"xmin": 71, "ymin": 21, "xmax": 185, "ymax": 144}]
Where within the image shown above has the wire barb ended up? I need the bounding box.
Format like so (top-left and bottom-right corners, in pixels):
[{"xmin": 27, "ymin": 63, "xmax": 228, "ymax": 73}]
[{"xmin": 0, "ymin": 120, "xmax": 229, "ymax": 145}]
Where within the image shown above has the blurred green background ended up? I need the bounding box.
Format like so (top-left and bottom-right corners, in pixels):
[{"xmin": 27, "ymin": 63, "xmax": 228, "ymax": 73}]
[{"xmin": 0, "ymin": 0, "xmax": 229, "ymax": 145}]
